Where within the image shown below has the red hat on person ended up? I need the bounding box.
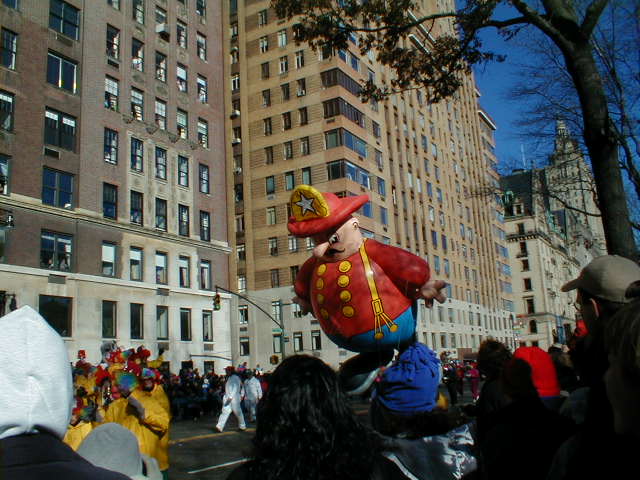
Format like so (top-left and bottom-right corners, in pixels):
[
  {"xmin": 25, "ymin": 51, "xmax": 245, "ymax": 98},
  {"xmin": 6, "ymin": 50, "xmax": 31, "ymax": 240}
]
[
  {"xmin": 513, "ymin": 346, "xmax": 560, "ymax": 397},
  {"xmin": 287, "ymin": 185, "xmax": 368, "ymax": 237}
]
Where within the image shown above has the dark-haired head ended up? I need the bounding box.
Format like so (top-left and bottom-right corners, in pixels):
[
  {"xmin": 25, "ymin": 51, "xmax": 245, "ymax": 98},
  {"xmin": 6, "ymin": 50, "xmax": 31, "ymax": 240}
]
[
  {"xmin": 477, "ymin": 339, "xmax": 512, "ymax": 380},
  {"xmin": 247, "ymin": 355, "xmax": 379, "ymax": 480}
]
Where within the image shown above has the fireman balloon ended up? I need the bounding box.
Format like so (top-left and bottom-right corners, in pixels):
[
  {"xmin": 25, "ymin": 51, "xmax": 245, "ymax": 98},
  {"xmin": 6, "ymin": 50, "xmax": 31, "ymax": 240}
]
[{"xmin": 288, "ymin": 185, "xmax": 446, "ymax": 352}]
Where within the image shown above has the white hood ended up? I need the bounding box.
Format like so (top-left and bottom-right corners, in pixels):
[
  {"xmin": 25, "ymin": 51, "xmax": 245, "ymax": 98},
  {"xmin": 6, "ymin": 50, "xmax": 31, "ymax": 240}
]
[{"xmin": 0, "ymin": 306, "xmax": 73, "ymax": 440}]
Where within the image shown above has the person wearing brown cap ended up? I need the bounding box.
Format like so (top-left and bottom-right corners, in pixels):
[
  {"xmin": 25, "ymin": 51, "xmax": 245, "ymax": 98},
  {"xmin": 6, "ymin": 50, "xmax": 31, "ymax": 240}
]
[
  {"xmin": 287, "ymin": 185, "xmax": 446, "ymax": 393},
  {"xmin": 547, "ymin": 256, "xmax": 640, "ymax": 479}
]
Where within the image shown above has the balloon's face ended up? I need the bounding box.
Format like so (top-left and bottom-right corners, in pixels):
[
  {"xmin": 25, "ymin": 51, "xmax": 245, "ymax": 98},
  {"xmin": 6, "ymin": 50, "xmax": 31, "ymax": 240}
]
[{"xmin": 311, "ymin": 218, "xmax": 363, "ymax": 263}]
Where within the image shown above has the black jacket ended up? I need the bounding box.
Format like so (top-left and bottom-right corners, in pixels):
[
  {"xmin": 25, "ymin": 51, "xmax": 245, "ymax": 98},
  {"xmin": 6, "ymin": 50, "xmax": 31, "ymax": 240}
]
[{"xmin": 0, "ymin": 432, "xmax": 130, "ymax": 480}]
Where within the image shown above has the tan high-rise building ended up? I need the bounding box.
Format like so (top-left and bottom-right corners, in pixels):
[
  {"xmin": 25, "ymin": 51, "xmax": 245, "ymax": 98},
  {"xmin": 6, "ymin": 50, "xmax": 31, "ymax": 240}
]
[
  {"xmin": 0, "ymin": 0, "xmax": 231, "ymax": 373},
  {"xmin": 224, "ymin": 0, "xmax": 514, "ymax": 369},
  {"xmin": 501, "ymin": 121, "xmax": 606, "ymax": 350}
]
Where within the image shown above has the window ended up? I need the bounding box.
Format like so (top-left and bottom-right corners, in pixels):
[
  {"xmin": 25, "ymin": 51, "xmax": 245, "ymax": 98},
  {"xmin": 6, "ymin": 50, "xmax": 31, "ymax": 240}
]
[
  {"xmin": 283, "ymin": 141, "xmax": 293, "ymax": 159},
  {"xmin": 104, "ymin": 76, "xmax": 119, "ymax": 111},
  {"xmin": 278, "ymin": 55, "xmax": 288, "ymax": 74},
  {"xmin": 0, "ymin": 91, "xmax": 13, "ymax": 132},
  {"xmin": 0, "ymin": 154, "xmax": 9, "ymax": 195},
  {"xmin": 155, "ymin": 52, "xmax": 167, "ymax": 82},
  {"xmin": 103, "ymin": 183, "xmax": 117, "ymax": 219},
  {"xmin": 296, "ymin": 106, "xmax": 308, "ymax": 126},
  {"xmin": 300, "ymin": 136, "xmax": 310, "ymax": 156},
  {"xmin": 231, "ymin": 72, "xmax": 240, "ymax": 91},
  {"xmin": 200, "ymin": 211, "xmax": 210, "ymax": 241},
  {"xmin": 41, "ymin": 231, "xmax": 72, "ymax": 271},
  {"xmin": 130, "ymin": 247, "xmax": 143, "ymax": 280},
  {"xmin": 130, "ymin": 138, "xmax": 143, "ymax": 171},
  {"xmin": 155, "ymin": 147, "xmax": 167, "ymax": 179},
  {"xmin": 524, "ymin": 278, "xmax": 532, "ymax": 291},
  {"xmin": 295, "ymin": 78, "xmax": 306, "ymax": 97},
  {"xmin": 103, "ymin": 128, "xmax": 118, "ymax": 163},
  {"xmin": 202, "ymin": 310, "xmax": 213, "ymax": 342},
  {"xmin": 266, "ymin": 206, "xmax": 276, "ymax": 225},
  {"xmin": 270, "ymin": 268, "xmax": 280, "ymax": 288},
  {"xmin": 131, "ymin": 38, "xmax": 144, "ymax": 70},
  {"xmin": 258, "ymin": 9, "xmax": 268, "ymax": 26},
  {"xmin": 277, "ymin": 29, "xmax": 287, "ymax": 47},
  {"xmin": 155, "ymin": 251, "xmax": 167, "ymax": 284},
  {"xmin": 265, "ymin": 146, "xmax": 274, "ymax": 164},
  {"xmin": 155, "ymin": 5, "xmax": 167, "ymax": 25},
  {"xmin": 197, "ymin": 75, "xmax": 208, "ymax": 103},
  {"xmin": 285, "ymin": 171, "xmax": 295, "ymax": 191},
  {"xmin": 273, "ymin": 334, "xmax": 282, "ymax": 353},
  {"xmin": 49, "ymin": 0, "xmax": 79, "ymax": 40},
  {"xmin": 259, "ymin": 36, "xmax": 268, "ymax": 53},
  {"xmin": 196, "ymin": 0, "xmax": 207, "ymax": 17},
  {"xmin": 102, "ymin": 242, "xmax": 117, "ymax": 276},
  {"xmin": 521, "ymin": 259, "xmax": 530, "ymax": 271},
  {"xmin": 129, "ymin": 190, "xmax": 143, "ymax": 225},
  {"xmin": 155, "ymin": 198, "xmax": 167, "ymax": 230},
  {"xmin": 266, "ymin": 175, "xmax": 275, "ymax": 195},
  {"xmin": 1, "ymin": 29, "xmax": 17, "ymax": 70},
  {"xmin": 282, "ymin": 112, "xmax": 291, "ymax": 130},
  {"xmin": 525, "ymin": 297, "xmax": 535, "ymax": 314},
  {"xmin": 177, "ymin": 63, "xmax": 188, "ymax": 92},
  {"xmin": 196, "ymin": 32, "xmax": 207, "ymax": 60},
  {"xmin": 130, "ymin": 303, "xmax": 144, "ymax": 339},
  {"xmin": 239, "ymin": 336, "xmax": 250, "ymax": 356},
  {"xmin": 293, "ymin": 332, "xmax": 303, "ymax": 352},
  {"xmin": 268, "ymin": 237, "xmax": 278, "ymax": 256},
  {"xmin": 3, "ymin": 0, "xmax": 18, "ymax": 9},
  {"xmin": 42, "ymin": 168, "xmax": 73, "ymax": 209},
  {"xmin": 133, "ymin": 0, "xmax": 145, "ymax": 23},
  {"xmin": 154, "ymin": 99, "xmax": 166, "ymax": 129},
  {"xmin": 239, "ymin": 305, "xmax": 249, "ymax": 324},
  {"xmin": 198, "ymin": 164, "xmax": 210, "ymax": 193},
  {"xmin": 324, "ymin": 128, "xmax": 368, "ymax": 157},
  {"xmin": 237, "ymin": 244, "xmax": 245, "ymax": 261},
  {"xmin": 177, "ymin": 20, "xmax": 187, "ymax": 49},
  {"xmin": 131, "ymin": 87, "xmax": 144, "ymax": 120},
  {"xmin": 302, "ymin": 167, "xmax": 311, "ymax": 185},
  {"xmin": 178, "ymin": 204, "xmax": 189, "ymax": 236},
  {"xmin": 288, "ymin": 235, "xmax": 298, "ymax": 252},
  {"xmin": 177, "ymin": 155, "xmax": 189, "ymax": 186},
  {"xmin": 102, "ymin": 300, "xmax": 117, "ymax": 338},
  {"xmin": 39, "ymin": 295, "xmax": 72, "ymax": 337},
  {"xmin": 263, "ymin": 117, "xmax": 272, "ymax": 136},
  {"xmin": 156, "ymin": 306, "xmax": 168, "ymax": 339},
  {"xmin": 197, "ymin": 119, "xmax": 208, "ymax": 148},
  {"xmin": 46, "ymin": 52, "xmax": 77, "ymax": 93},
  {"xmin": 44, "ymin": 108, "xmax": 76, "ymax": 150},
  {"xmin": 380, "ymin": 206, "xmax": 388, "ymax": 225},
  {"xmin": 312, "ymin": 330, "xmax": 322, "ymax": 350},
  {"xmin": 178, "ymin": 256, "xmax": 190, "ymax": 287},
  {"xmin": 529, "ymin": 319, "xmax": 538, "ymax": 334},
  {"xmin": 106, "ymin": 25, "xmax": 120, "ymax": 58},
  {"xmin": 261, "ymin": 62, "xmax": 269, "ymax": 79},
  {"xmin": 295, "ymin": 50, "xmax": 304, "ymax": 69},
  {"xmin": 200, "ymin": 260, "xmax": 211, "ymax": 290}
]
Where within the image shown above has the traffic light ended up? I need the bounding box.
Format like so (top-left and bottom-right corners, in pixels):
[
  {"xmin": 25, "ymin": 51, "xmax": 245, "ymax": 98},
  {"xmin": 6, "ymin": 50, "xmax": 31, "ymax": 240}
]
[{"xmin": 213, "ymin": 293, "xmax": 221, "ymax": 311}]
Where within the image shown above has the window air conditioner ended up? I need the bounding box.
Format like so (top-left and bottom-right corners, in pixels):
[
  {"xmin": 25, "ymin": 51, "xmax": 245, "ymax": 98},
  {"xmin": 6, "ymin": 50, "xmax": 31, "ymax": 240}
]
[{"xmin": 232, "ymin": 137, "xmax": 242, "ymax": 145}]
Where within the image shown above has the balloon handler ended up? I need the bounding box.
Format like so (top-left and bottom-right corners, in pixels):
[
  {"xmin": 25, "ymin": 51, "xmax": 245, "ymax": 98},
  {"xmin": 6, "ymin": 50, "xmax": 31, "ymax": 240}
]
[{"xmin": 288, "ymin": 185, "xmax": 447, "ymax": 394}]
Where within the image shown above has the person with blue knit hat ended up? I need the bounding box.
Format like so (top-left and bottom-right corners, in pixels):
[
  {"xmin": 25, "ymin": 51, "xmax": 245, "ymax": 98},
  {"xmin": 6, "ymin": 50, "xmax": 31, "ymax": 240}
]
[{"xmin": 370, "ymin": 342, "xmax": 478, "ymax": 479}]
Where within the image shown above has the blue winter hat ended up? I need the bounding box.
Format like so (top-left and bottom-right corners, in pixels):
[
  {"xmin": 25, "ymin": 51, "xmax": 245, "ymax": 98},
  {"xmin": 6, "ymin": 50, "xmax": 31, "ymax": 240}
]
[{"xmin": 373, "ymin": 342, "xmax": 441, "ymax": 414}]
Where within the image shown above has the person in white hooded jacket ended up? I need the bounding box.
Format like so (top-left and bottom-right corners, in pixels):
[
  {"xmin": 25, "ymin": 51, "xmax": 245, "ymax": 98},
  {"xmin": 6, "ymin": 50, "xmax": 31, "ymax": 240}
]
[
  {"xmin": 0, "ymin": 306, "xmax": 129, "ymax": 480},
  {"xmin": 243, "ymin": 370, "xmax": 263, "ymax": 423},
  {"xmin": 215, "ymin": 366, "xmax": 246, "ymax": 432}
]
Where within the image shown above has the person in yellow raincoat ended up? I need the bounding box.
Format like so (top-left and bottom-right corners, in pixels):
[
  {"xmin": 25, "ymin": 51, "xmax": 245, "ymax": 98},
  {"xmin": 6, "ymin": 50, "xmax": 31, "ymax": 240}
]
[
  {"xmin": 105, "ymin": 369, "xmax": 171, "ymax": 480},
  {"xmin": 63, "ymin": 406, "xmax": 94, "ymax": 451}
]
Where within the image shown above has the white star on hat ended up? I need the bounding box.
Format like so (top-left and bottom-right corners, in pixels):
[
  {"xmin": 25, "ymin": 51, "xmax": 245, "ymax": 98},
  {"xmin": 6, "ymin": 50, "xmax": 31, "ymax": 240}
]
[{"xmin": 296, "ymin": 192, "xmax": 316, "ymax": 215}]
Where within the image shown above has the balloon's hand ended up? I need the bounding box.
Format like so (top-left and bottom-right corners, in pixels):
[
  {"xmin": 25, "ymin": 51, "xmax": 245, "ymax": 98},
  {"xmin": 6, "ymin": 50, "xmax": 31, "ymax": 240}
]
[
  {"xmin": 292, "ymin": 296, "xmax": 312, "ymax": 316},
  {"xmin": 420, "ymin": 279, "xmax": 447, "ymax": 307}
]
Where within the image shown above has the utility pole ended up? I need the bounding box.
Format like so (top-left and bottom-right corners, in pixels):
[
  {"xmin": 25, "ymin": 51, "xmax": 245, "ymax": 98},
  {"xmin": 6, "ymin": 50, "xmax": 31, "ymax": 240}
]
[{"xmin": 215, "ymin": 285, "xmax": 287, "ymax": 361}]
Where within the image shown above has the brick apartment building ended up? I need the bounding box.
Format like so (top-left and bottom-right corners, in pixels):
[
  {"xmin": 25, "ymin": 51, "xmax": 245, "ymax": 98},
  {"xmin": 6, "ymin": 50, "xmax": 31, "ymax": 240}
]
[{"xmin": 0, "ymin": 0, "xmax": 231, "ymax": 373}]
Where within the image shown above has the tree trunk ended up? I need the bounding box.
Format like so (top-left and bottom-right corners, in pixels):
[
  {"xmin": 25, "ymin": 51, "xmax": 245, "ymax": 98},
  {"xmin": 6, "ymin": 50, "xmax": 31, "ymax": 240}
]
[{"xmin": 559, "ymin": 42, "xmax": 638, "ymax": 260}]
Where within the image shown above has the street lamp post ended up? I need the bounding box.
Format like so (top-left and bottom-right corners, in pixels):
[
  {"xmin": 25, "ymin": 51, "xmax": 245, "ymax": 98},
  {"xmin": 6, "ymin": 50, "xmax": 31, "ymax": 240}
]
[{"xmin": 215, "ymin": 285, "xmax": 287, "ymax": 361}]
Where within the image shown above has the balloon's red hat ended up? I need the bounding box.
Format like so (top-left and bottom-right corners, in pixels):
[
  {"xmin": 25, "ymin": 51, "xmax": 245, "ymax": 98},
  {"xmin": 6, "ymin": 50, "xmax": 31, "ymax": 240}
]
[{"xmin": 287, "ymin": 185, "xmax": 368, "ymax": 237}]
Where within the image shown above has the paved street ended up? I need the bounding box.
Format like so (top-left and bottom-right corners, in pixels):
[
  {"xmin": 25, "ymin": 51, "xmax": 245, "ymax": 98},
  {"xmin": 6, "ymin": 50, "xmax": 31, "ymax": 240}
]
[{"xmin": 167, "ymin": 386, "xmax": 476, "ymax": 479}]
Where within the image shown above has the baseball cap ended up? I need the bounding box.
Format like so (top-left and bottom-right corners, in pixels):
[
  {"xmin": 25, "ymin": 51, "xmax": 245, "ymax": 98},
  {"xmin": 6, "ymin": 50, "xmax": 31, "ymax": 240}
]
[{"xmin": 561, "ymin": 255, "xmax": 640, "ymax": 303}]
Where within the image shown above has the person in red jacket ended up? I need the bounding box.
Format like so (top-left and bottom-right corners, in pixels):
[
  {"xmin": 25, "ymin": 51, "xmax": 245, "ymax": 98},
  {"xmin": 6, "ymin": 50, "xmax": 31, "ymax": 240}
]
[{"xmin": 288, "ymin": 185, "xmax": 446, "ymax": 392}]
